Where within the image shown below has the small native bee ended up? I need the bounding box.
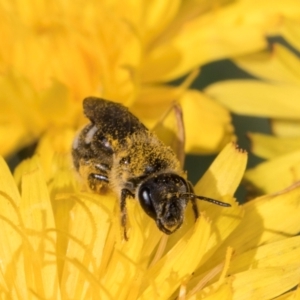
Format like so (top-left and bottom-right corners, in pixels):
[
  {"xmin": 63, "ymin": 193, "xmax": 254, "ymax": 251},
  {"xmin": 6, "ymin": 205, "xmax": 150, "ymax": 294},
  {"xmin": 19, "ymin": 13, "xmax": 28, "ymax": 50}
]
[{"xmin": 72, "ymin": 97, "xmax": 230, "ymax": 240}]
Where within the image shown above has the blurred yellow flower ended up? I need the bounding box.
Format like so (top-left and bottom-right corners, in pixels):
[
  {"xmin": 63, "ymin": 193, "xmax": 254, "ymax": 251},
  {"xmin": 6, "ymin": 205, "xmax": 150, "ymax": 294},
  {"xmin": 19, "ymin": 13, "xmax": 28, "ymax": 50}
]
[
  {"xmin": 242, "ymin": 132, "xmax": 300, "ymax": 194},
  {"xmin": 205, "ymin": 18, "xmax": 300, "ymax": 194},
  {"xmin": 1, "ymin": 142, "xmax": 300, "ymax": 299},
  {"xmin": 3, "ymin": 0, "xmax": 298, "ymax": 157}
]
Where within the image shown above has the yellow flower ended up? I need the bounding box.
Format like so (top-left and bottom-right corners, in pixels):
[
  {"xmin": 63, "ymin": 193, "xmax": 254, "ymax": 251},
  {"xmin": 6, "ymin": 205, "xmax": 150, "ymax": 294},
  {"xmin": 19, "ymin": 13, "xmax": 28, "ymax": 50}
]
[
  {"xmin": 3, "ymin": 0, "xmax": 298, "ymax": 157},
  {"xmin": 2, "ymin": 142, "xmax": 300, "ymax": 299},
  {"xmin": 205, "ymin": 18, "xmax": 300, "ymax": 194},
  {"xmin": 2, "ymin": 2, "xmax": 300, "ymax": 299},
  {"xmin": 243, "ymin": 131, "xmax": 300, "ymax": 194}
]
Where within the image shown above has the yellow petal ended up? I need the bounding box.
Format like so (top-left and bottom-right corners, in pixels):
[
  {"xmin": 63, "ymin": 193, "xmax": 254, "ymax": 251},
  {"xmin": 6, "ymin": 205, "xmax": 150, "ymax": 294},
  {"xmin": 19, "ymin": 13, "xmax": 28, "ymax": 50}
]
[
  {"xmin": 42, "ymin": 149, "xmax": 78, "ymax": 281},
  {"xmin": 206, "ymin": 80, "xmax": 300, "ymax": 118},
  {"xmin": 0, "ymin": 114, "xmax": 32, "ymax": 157},
  {"xmin": 186, "ymin": 247, "xmax": 234, "ymax": 298},
  {"xmin": 180, "ymin": 91, "xmax": 235, "ymax": 154},
  {"xmin": 61, "ymin": 192, "xmax": 115, "ymax": 299},
  {"xmin": 248, "ymin": 132, "xmax": 300, "ymax": 159},
  {"xmin": 0, "ymin": 157, "xmax": 28, "ymax": 298},
  {"xmin": 152, "ymin": 102, "xmax": 186, "ymax": 166},
  {"xmin": 199, "ymin": 261, "xmax": 300, "ymax": 300},
  {"xmin": 39, "ymin": 80, "xmax": 76, "ymax": 125},
  {"xmin": 195, "ymin": 143, "xmax": 247, "ymax": 198},
  {"xmin": 231, "ymin": 265, "xmax": 300, "ymax": 300},
  {"xmin": 296, "ymin": 286, "xmax": 300, "ymax": 300},
  {"xmin": 0, "ymin": 157, "xmax": 21, "ymax": 205},
  {"xmin": 139, "ymin": 215, "xmax": 211, "ymax": 299},
  {"xmin": 273, "ymin": 18, "xmax": 300, "ymax": 57},
  {"xmin": 222, "ymin": 238, "xmax": 300, "ymax": 298},
  {"xmin": 206, "ymin": 44, "xmax": 300, "ymax": 120},
  {"xmin": 181, "ymin": 144, "xmax": 246, "ymax": 281},
  {"xmin": 165, "ymin": 142, "xmax": 246, "ymax": 247},
  {"xmin": 268, "ymin": 290, "xmax": 295, "ymax": 300},
  {"xmin": 18, "ymin": 156, "xmax": 55, "ymax": 237},
  {"xmin": 134, "ymin": 85, "xmax": 235, "ymax": 154},
  {"xmin": 34, "ymin": 128, "xmax": 75, "ymax": 181},
  {"xmin": 195, "ymin": 143, "xmax": 246, "ymax": 250},
  {"xmin": 265, "ymin": 44, "xmax": 300, "ymax": 80},
  {"xmin": 132, "ymin": 70, "xmax": 197, "ymax": 129},
  {"xmin": 245, "ymin": 149, "xmax": 300, "ymax": 194},
  {"xmin": 233, "ymin": 45, "xmax": 300, "ymax": 83},
  {"xmin": 0, "ymin": 73, "xmax": 46, "ymax": 156},
  {"xmin": 224, "ymin": 183, "xmax": 300, "ymax": 255},
  {"xmin": 272, "ymin": 119, "xmax": 300, "ymax": 137},
  {"xmin": 132, "ymin": 84, "xmax": 183, "ymax": 129},
  {"xmin": 16, "ymin": 156, "xmax": 60, "ymax": 299},
  {"xmin": 61, "ymin": 192, "xmax": 163, "ymax": 299},
  {"xmin": 197, "ymin": 181, "xmax": 300, "ymax": 288},
  {"xmin": 229, "ymin": 235, "xmax": 300, "ymax": 274},
  {"xmin": 100, "ymin": 199, "xmax": 162, "ymax": 299},
  {"xmin": 141, "ymin": 0, "xmax": 300, "ymax": 81},
  {"xmin": 141, "ymin": 0, "xmax": 180, "ymax": 45},
  {"xmin": 201, "ymin": 283, "xmax": 233, "ymax": 300}
]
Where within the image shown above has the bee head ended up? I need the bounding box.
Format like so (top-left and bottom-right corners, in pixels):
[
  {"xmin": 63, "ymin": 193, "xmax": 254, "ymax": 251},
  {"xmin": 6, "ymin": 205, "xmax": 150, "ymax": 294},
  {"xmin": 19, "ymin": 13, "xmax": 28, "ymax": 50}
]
[{"xmin": 137, "ymin": 173, "xmax": 189, "ymax": 234}]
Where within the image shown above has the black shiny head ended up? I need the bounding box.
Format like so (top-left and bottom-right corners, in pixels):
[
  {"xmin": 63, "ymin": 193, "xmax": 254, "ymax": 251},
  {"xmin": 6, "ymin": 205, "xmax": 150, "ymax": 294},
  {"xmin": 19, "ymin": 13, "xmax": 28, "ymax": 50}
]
[{"xmin": 138, "ymin": 173, "xmax": 189, "ymax": 234}]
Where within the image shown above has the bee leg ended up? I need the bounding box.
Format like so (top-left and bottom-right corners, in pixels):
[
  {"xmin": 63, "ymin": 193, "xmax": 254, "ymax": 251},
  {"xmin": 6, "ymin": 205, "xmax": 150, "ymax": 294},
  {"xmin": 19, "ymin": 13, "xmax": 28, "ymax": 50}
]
[
  {"xmin": 88, "ymin": 173, "xmax": 109, "ymax": 193},
  {"xmin": 120, "ymin": 189, "xmax": 134, "ymax": 241}
]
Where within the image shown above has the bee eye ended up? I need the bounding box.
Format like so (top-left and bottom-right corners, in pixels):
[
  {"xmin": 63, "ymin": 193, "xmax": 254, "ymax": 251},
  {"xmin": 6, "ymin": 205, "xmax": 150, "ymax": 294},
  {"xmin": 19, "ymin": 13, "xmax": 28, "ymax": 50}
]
[{"xmin": 138, "ymin": 187, "xmax": 156, "ymax": 219}]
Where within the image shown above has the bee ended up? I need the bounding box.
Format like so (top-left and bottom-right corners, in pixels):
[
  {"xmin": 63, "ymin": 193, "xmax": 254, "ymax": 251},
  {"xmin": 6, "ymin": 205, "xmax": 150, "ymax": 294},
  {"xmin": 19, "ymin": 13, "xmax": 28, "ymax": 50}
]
[{"xmin": 72, "ymin": 97, "xmax": 230, "ymax": 240}]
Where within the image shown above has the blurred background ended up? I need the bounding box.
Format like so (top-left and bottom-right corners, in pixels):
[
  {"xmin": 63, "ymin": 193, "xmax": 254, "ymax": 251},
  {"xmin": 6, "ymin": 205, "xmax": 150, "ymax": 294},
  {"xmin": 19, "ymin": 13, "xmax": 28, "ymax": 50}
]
[{"xmin": 2, "ymin": 1, "xmax": 300, "ymax": 204}]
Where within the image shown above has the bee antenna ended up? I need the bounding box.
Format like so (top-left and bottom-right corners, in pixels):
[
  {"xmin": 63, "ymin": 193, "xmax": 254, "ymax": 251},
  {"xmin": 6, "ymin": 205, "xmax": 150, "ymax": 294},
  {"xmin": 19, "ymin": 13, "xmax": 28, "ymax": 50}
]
[{"xmin": 181, "ymin": 193, "xmax": 231, "ymax": 207}]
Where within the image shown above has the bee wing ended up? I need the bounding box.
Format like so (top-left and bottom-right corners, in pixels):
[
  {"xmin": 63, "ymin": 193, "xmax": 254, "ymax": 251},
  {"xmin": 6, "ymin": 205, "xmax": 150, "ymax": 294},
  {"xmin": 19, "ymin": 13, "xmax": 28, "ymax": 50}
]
[
  {"xmin": 152, "ymin": 102, "xmax": 185, "ymax": 167},
  {"xmin": 83, "ymin": 97, "xmax": 148, "ymax": 141}
]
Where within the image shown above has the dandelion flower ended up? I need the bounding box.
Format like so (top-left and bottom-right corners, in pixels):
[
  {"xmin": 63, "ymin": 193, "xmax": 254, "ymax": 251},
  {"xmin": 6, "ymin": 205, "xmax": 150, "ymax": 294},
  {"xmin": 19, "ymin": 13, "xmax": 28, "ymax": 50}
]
[
  {"xmin": 0, "ymin": 143, "xmax": 242, "ymax": 298},
  {"xmin": 3, "ymin": 4, "xmax": 300, "ymax": 298},
  {"xmin": 2, "ymin": 142, "xmax": 300, "ymax": 299},
  {"xmin": 3, "ymin": 0, "xmax": 298, "ymax": 157}
]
